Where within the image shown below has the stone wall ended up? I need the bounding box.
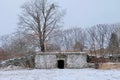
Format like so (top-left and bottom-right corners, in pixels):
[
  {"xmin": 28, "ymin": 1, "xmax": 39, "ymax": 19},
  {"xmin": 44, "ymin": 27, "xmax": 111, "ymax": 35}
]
[
  {"xmin": 35, "ymin": 52, "xmax": 87, "ymax": 69},
  {"xmin": 35, "ymin": 55, "xmax": 57, "ymax": 69},
  {"xmin": 66, "ymin": 54, "xmax": 87, "ymax": 68}
]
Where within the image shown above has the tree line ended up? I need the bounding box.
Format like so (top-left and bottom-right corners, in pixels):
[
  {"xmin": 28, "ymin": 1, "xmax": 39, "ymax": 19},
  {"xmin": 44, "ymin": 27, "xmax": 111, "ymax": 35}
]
[{"xmin": 1, "ymin": 24, "xmax": 120, "ymax": 54}]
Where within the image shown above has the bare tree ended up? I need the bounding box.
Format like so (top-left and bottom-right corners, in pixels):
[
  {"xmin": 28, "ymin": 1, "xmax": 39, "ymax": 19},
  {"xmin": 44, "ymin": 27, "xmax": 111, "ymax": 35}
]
[
  {"xmin": 87, "ymin": 25, "xmax": 109, "ymax": 57},
  {"xmin": 62, "ymin": 29, "xmax": 74, "ymax": 51},
  {"xmin": 0, "ymin": 30, "xmax": 36, "ymax": 56},
  {"xmin": 87, "ymin": 27, "xmax": 97, "ymax": 56},
  {"xmin": 58, "ymin": 27, "xmax": 86, "ymax": 52},
  {"xmin": 94, "ymin": 25, "xmax": 108, "ymax": 57},
  {"xmin": 0, "ymin": 34, "xmax": 12, "ymax": 54},
  {"xmin": 18, "ymin": 0, "xmax": 64, "ymax": 52},
  {"xmin": 46, "ymin": 29, "xmax": 63, "ymax": 51},
  {"xmin": 73, "ymin": 41, "xmax": 83, "ymax": 52},
  {"xmin": 71, "ymin": 27, "xmax": 86, "ymax": 52}
]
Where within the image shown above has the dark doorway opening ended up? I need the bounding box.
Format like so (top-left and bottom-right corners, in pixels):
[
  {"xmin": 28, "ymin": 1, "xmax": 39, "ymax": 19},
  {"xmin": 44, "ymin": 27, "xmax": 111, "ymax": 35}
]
[{"xmin": 57, "ymin": 60, "xmax": 64, "ymax": 69}]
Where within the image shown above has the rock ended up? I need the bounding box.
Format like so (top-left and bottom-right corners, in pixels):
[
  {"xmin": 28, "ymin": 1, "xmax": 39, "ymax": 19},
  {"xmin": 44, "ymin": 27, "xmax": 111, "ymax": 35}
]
[{"xmin": 0, "ymin": 54, "xmax": 35, "ymax": 69}]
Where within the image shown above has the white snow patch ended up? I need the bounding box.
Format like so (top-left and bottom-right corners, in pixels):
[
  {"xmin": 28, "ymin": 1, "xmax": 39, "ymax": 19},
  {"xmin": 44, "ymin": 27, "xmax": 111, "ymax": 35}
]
[
  {"xmin": 0, "ymin": 68, "xmax": 120, "ymax": 80},
  {"xmin": 0, "ymin": 65, "xmax": 25, "ymax": 71}
]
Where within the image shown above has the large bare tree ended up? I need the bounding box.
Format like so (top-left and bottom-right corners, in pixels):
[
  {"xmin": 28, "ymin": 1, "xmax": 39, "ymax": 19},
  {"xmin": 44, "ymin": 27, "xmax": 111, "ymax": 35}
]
[{"xmin": 18, "ymin": 0, "xmax": 64, "ymax": 52}]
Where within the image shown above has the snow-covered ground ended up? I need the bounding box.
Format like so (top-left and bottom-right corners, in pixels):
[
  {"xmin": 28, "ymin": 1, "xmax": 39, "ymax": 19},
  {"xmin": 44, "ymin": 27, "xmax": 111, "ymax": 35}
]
[{"xmin": 0, "ymin": 68, "xmax": 120, "ymax": 80}]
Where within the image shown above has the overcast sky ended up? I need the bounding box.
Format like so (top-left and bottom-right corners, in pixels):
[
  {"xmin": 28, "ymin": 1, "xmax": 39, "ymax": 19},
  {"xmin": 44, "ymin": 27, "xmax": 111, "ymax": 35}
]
[{"xmin": 0, "ymin": 0, "xmax": 120, "ymax": 35}]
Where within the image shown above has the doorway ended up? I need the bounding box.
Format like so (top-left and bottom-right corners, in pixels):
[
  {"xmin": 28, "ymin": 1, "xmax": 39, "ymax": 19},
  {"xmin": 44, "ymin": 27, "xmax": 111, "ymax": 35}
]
[{"xmin": 57, "ymin": 60, "xmax": 64, "ymax": 69}]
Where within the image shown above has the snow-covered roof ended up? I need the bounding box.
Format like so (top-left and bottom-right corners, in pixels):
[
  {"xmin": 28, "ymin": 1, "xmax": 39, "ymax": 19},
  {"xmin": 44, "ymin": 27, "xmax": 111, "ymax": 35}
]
[{"xmin": 36, "ymin": 52, "xmax": 87, "ymax": 55}]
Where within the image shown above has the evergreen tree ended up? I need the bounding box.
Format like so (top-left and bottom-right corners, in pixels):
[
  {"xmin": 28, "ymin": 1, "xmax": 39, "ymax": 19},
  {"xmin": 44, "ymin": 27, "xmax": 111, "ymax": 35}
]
[{"xmin": 108, "ymin": 33, "xmax": 119, "ymax": 57}]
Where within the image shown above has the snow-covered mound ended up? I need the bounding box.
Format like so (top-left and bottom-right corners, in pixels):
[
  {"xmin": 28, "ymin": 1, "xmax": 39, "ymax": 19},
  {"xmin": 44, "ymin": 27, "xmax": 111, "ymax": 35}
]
[
  {"xmin": 0, "ymin": 65, "xmax": 25, "ymax": 71},
  {"xmin": 0, "ymin": 69, "xmax": 120, "ymax": 80}
]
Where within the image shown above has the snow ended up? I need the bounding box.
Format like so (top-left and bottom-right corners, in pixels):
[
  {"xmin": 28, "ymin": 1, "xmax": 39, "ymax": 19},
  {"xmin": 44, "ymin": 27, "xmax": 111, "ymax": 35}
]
[
  {"xmin": 0, "ymin": 68, "xmax": 120, "ymax": 80},
  {"xmin": 0, "ymin": 65, "xmax": 25, "ymax": 71}
]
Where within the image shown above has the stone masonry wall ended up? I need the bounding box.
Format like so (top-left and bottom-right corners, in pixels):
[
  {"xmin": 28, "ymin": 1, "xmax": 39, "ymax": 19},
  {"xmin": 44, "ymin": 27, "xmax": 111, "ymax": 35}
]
[
  {"xmin": 35, "ymin": 52, "xmax": 87, "ymax": 69},
  {"xmin": 66, "ymin": 54, "xmax": 87, "ymax": 68},
  {"xmin": 35, "ymin": 55, "xmax": 57, "ymax": 69}
]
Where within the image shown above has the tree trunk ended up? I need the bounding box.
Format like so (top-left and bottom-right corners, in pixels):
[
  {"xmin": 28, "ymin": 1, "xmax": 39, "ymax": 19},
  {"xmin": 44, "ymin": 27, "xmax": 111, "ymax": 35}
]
[{"xmin": 41, "ymin": 43, "xmax": 45, "ymax": 52}]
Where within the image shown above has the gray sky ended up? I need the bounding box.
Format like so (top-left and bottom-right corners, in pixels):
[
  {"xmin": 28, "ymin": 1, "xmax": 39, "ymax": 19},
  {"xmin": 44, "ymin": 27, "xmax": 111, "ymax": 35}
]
[{"xmin": 0, "ymin": 0, "xmax": 120, "ymax": 35}]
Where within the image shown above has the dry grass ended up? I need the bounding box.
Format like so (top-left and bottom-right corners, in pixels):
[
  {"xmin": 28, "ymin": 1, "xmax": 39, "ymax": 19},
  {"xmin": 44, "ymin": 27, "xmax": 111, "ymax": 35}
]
[{"xmin": 98, "ymin": 63, "xmax": 120, "ymax": 69}]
